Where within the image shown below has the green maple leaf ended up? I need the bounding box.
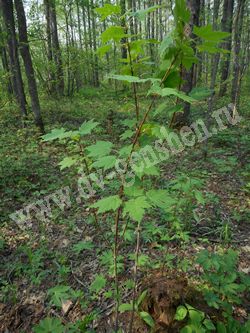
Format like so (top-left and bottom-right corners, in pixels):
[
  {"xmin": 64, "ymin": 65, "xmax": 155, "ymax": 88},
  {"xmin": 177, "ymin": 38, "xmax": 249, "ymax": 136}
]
[
  {"xmin": 123, "ymin": 196, "xmax": 151, "ymax": 222},
  {"xmin": 34, "ymin": 317, "xmax": 64, "ymax": 333},
  {"xmin": 194, "ymin": 24, "xmax": 230, "ymax": 42},
  {"xmin": 78, "ymin": 119, "xmax": 99, "ymax": 136},
  {"xmin": 90, "ymin": 195, "xmax": 122, "ymax": 213},
  {"xmin": 92, "ymin": 155, "xmax": 116, "ymax": 171},
  {"xmin": 58, "ymin": 156, "xmax": 77, "ymax": 170},
  {"xmin": 124, "ymin": 185, "xmax": 144, "ymax": 197},
  {"xmin": 73, "ymin": 241, "xmax": 94, "ymax": 254},
  {"xmin": 90, "ymin": 274, "xmax": 107, "ymax": 293},
  {"xmin": 41, "ymin": 128, "xmax": 73, "ymax": 142},
  {"xmin": 101, "ymin": 26, "xmax": 126, "ymax": 43},
  {"xmin": 86, "ymin": 141, "xmax": 113, "ymax": 158},
  {"xmin": 47, "ymin": 285, "xmax": 72, "ymax": 308},
  {"xmin": 146, "ymin": 189, "xmax": 176, "ymax": 209},
  {"xmin": 120, "ymin": 129, "xmax": 134, "ymax": 140},
  {"xmin": 95, "ymin": 4, "xmax": 121, "ymax": 21}
]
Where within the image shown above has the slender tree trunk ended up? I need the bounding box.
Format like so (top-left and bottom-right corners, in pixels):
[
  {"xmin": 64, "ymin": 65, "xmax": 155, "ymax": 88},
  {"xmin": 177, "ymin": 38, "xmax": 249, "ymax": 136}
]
[
  {"xmin": 51, "ymin": 0, "xmax": 64, "ymax": 95},
  {"xmin": 101, "ymin": 0, "xmax": 110, "ymax": 74},
  {"xmin": 120, "ymin": 0, "xmax": 127, "ymax": 59},
  {"xmin": 174, "ymin": 0, "xmax": 200, "ymax": 127},
  {"xmin": 210, "ymin": 0, "xmax": 220, "ymax": 89},
  {"xmin": 231, "ymin": 0, "xmax": 246, "ymax": 106},
  {"xmin": 0, "ymin": 0, "xmax": 27, "ymax": 117},
  {"xmin": 196, "ymin": 0, "xmax": 205, "ymax": 83},
  {"xmin": 76, "ymin": 0, "xmax": 83, "ymax": 50},
  {"xmin": 90, "ymin": 0, "xmax": 99, "ymax": 87},
  {"xmin": 204, "ymin": 0, "xmax": 221, "ymax": 158},
  {"xmin": 0, "ymin": 23, "xmax": 13, "ymax": 95},
  {"xmin": 65, "ymin": 7, "xmax": 71, "ymax": 96},
  {"xmin": 87, "ymin": 0, "xmax": 94, "ymax": 85},
  {"xmin": 44, "ymin": 0, "xmax": 55, "ymax": 94},
  {"xmin": 46, "ymin": 0, "xmax": 64, "ymax": 95},
  {"xmin": 159, "ymin": 0, "xmax": 163, "ymax": 41},
  {"xmin": 128, "ymin": 0, "xmax": 134, "ymax": 37},
  {"xmin": 14, "ymin": 0, "xmax": 44, "ymax": 133},
  {"xmin": 219, "ymin": 0, "xmax": 234, "ymax": 96}
]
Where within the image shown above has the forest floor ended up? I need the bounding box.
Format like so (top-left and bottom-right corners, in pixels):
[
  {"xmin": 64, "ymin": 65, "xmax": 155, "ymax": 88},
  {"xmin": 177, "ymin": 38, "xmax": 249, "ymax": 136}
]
[{"xmin": 0, "ymin": 87, "xmax": 249, "ymax": 332}]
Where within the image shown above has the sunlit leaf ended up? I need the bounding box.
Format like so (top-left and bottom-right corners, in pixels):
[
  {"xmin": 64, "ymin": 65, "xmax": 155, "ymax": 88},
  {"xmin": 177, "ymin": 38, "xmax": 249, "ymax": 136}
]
[{"xmin": 91, "ymin": 195, "xmax": 122, "ymax": 213}]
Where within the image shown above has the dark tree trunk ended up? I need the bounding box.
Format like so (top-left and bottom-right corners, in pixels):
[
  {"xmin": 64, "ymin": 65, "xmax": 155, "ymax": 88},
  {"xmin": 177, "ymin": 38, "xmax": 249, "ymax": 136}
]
[
  {"xmin": 50, "ymin": 0, "xmax": 64, "ymax": 95},
  {"xmin": 231, "ymin": 0, "xmax": 246, "ymax": 106},
  {"xmin": 0, "ymin": 36, "xmax": 13, "ymax": 95},
  {"xmin": 196, "ymin": 0, "xmax": 205, "ymax": 83},
  {"xmin": 86, "ymin": 0, "xmax": 95, "ymax": 85},
  {"xmin": 210, "ymin": 0, "xmax": 220, "ymax": 90},
  {"xmin": 174, "ymin": 0, "xmax": 200, "ymax": 127},
  {"xmin": 120, "ymin": 0, "xmax": 127, "ymax": 59},
  {"xmin": 90, "ymin": 0, "xmax": 99, "ymax": 87},
  {"xmin": 0, "ymin": 0, "xmax": 27, "ymax": 117},
  {"xmin": 14, "ymin": 0, "xmax": 44, "ymax": 133},
  {"xmin": 44, "ymin": 0, "xmax": 64, "ymax": 95},
  {"xmin": 81, "ymin": 4, "xmax": 90, "ymax": 84},
  {"xmin": 44, "ymin": 0, "xmax": 55, "ymax": 94},
  {"xmin": 218, "ymin": 0, "xmax": 234, "ymax": 96}
]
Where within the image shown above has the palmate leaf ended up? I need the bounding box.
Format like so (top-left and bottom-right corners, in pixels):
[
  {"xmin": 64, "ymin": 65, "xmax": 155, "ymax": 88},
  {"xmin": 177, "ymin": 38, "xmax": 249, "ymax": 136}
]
[
  {"xmin": 90, "ymin": 274, "xmax": 107, "ymax": 293},
  {"xmin": 58, "ymin": 156, "xmax": 77, "ymax": 170},
  {"xmin": 86, "ymin": 141, "xmax": 113, "ymax": 158},
  {"xmin": 119, "ymin": 144, "xmax": 133, "ymax": 157},
  {"xmin": 124, "ymin": 185, "xmax": 144, "ymax": 197},
  {"xmin": 92, "ymin": 155, "xmax": 116, "ymax": 171},
  {"xmin": 96, "ymin": 44, "xmax": 112, "ymax": 57},
  {"xmin": 148, "ymin": 84, "xmax": 195, "ymax": 103},
  {"xmin": 47, "ymin": 285, "xmax": 73, "ymax": 308},
  {"xmin": 174, "ymin": 0, "xmax": 190, "ymax": 23},
  {"xmin": 41, "ymin": 128, "xmax": 72, "ymax": 142},
  {"xmin": 78, "ymin": 119, "xmax": 99, "ymax": 136},
  {"xmin": 95, "ymin": 4, "xmax": 121, "ymax": 21},
  {"xmin": 146, "ymin": 189, "xmax": 176, "ymax": 209},
  {"xmin": 120, "ymin": 129, "xmax": 134, "ymax": 140},
  {"xmin": 198, "ymin": 40, "xmax": 230, "ymax": 54},
  {"xmin": 101, "ymin": 26, "xmax": 127, "ymax": 43},
  {"xmin": 34, "ymin": 317, "xmax": 64, "ymax": 333},
  {"xmin": 159, "ymin": 35, "xmax": 174, "ymax": 58},
  {"xmin": 73, "ymin": 241, "xmax": 94, "ymax": 254},
  {"xmin": 135, "ymin": 165, "xmax": 160, "ymax": 179},
  {"xmin": 132, "ymin": 5, "xmax": 161, "ymax": 20},
  {"xmin": 194, "ymin": 24, "xmax": 230, "ymax": 42},
  {"xmin": 91, "ymin": 195, "xmax": 122, "ymax": 213},
  {"xmin": 121, "ymin": 118, "xmax": 137, "ymax": 128},
  {"xmin": 123, "ymin": 196, "xmax": 151, "ymax": 222}
]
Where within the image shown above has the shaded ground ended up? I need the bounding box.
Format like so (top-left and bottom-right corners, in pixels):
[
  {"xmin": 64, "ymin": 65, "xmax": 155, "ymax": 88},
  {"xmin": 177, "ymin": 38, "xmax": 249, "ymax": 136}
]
[{"xmin": 0, "ymin": 88, "xmax": 249, "ymax": 332}]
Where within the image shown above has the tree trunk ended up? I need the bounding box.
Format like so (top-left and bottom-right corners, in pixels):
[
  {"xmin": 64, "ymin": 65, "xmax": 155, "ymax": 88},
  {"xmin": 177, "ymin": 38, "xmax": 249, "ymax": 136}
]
[
  {"xmin": 196, "ymin": 0, "xmax": 205, "ymax": 83},
  {"xmin": 50, "ymin": 0, "xmax": 64, "ymax": 95},
  {"xmin": 120, "ymin": 0, "xmax": 127, "ymax": 59},
  {"xmin": 0, "ymin": 23, "xmax": 13, "ymax": 95},
  {"xmin": 210, "ymin": 0, "xmax": 220, "ymax": 89},
  {"xmin": 44, "ymin": 0, "xmax": 64, "ymax": 95},
  {"xmin": 14, "ymin": 0, "xmax": 44, "ymax": 133},
  {"xmin": 90, "ymin": 0, "xmax": 99, "ymax": 87},
  {"xmin": 231, "ymin": 0, "xmax": 246, "ymax": 106},
  {"xmin": 0, "ymin": 0, "xmax": 27, "ymax": 117},
  {"xmin": 174, "ymin": 0, "xmax": 200, "ymax": 127},
  {"xmin": 44, "ymin": 0, "xmax": 55, "ymax": 94},
  {"xmin": 218, "ymin": 0, "xmax": 234, "ymax": 96},
  {"xmin": 81, "ymin": 4, "xmax": 90, "ymax": 84}
]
